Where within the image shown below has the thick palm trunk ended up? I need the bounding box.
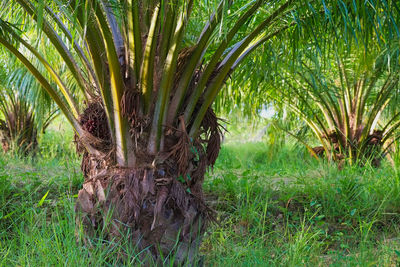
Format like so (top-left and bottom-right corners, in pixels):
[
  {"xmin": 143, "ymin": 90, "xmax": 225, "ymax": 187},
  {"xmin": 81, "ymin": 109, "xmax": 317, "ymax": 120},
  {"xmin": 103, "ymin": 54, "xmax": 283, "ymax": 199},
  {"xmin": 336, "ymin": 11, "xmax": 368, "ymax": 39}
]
[
  {"xmin": 75, "ymin": 102, "xmax": 220, "ymax": 264},
  {"xmin": 76, "ymin": 164, "xmax": 208, "ymax": 264}
]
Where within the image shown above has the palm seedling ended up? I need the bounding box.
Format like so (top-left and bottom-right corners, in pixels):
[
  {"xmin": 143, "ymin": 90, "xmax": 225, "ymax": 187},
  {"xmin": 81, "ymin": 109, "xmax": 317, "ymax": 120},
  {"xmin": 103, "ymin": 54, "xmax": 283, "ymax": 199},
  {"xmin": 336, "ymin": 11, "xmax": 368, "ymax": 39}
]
[{"xmin": 0, "ymin": 0, "xmax": 301, "ymax": 263}]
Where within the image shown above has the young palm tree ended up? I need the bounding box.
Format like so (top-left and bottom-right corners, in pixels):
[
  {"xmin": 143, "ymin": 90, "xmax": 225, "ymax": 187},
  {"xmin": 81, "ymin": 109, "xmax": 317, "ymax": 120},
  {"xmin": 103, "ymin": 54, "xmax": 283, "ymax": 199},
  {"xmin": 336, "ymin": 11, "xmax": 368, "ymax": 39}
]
[
  {"xmin": 0, "ymin": 89, "xmax": 39, "ymax": 154},
  {"xmin": 0, "ymin": 63, "xmax": 57, "ymax": 155},
  {"xmin": 216, "ymin": 0, "xmax": 399, "ymax": 168},
  {"xmin": 0, "ymin": 0, "xmax": 300, "ymax": 263},
  {"xmin": 274, "ymin": 48, "xmax": 400, "ymax": 167},
  {"xmin": 269, "ymin": 0, "xmax": 400, "ymax": 166}
]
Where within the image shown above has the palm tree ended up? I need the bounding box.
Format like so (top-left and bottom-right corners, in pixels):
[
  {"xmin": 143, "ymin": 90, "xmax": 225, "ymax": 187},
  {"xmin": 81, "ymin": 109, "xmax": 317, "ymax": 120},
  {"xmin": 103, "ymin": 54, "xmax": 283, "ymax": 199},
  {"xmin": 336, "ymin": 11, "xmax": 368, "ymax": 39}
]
[
  {"xmin": 0, "ymin": 61, "xmax": 57, "ymax": 155},
  {"xmin": 0, "ymin": 0, "xmax": 300, "ymax": 263},
  {"xmin": 274, "ymin": 47, "xmax": 400, "ymax": 167},
  {"xmin": 270, "ymin": 0, "xmax": 400, "ymax": 167},
  {"xmin": 217, "ymin": 0, "xmax": 400, "ymax": 168},
  {"xmin": 0, "ymin": 88, "xmax": 39, "ymax": 154}
]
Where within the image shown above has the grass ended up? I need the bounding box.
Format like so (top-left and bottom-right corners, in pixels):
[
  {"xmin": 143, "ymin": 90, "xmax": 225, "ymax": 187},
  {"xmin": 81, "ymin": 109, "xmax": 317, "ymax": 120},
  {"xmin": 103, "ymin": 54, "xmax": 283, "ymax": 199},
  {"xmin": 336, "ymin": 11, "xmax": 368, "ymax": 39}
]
[
  {"xmin": 203, "ymin": 143, "xmax": 400, "ymax": 266},
  {"xmin": 1, "ymin": 129, "xmax": 400, "ymax": 266}
]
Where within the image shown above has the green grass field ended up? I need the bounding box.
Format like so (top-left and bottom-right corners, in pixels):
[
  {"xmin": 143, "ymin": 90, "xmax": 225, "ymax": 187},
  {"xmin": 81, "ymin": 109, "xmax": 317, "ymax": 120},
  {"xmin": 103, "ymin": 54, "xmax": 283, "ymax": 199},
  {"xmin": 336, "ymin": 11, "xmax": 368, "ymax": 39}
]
[{"xmin": 1, "ymin": 128, "xmax": 400, "ymax": 266}]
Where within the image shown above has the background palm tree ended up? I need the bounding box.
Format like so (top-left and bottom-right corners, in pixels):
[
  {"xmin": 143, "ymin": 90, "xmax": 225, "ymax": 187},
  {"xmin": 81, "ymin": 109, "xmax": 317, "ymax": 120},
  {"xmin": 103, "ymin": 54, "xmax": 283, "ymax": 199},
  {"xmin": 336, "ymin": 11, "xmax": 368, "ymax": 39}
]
[
  {"xmin": 216, "ymin": 0, "xmax": 400, "ymax": 168},
  {"xmin": 273, "ymin": 46, "xmax": 400, "ymax": 167},
  {"xmin": 0, "ymin": 56, "xmax": 57, "ymax": 155}
]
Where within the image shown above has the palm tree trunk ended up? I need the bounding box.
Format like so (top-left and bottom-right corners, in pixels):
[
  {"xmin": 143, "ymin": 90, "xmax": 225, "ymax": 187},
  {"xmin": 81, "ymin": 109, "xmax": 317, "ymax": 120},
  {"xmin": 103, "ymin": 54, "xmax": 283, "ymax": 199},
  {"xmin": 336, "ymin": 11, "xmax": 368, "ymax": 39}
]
[
  {"xmin": 76, "ymin": 163, "xmax": 209, "ymax": 264},
  {"xmin": 75, "ymin": 102, "xmax": 220, "ymax": 265}
]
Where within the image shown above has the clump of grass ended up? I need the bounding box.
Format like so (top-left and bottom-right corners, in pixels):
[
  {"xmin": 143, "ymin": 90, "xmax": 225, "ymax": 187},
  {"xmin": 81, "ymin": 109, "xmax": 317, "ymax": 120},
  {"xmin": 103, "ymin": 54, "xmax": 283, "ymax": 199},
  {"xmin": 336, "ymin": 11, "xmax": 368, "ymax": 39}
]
[
  {"xmin": 38, "ymin": 127, "xmax": 78, "ymax": 162},
  {"xmin": 214, "ymin": 142, "xmax": 319, "ymax": 176}
]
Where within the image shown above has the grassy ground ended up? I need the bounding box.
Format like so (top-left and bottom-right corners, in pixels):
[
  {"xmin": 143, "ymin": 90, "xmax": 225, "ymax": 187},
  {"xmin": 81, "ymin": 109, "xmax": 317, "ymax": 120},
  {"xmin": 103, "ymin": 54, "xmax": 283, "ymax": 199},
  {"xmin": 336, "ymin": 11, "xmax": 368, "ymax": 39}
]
[{"xmin": 1, "ymin": 129, "xmax": 400, "ymax": 266}]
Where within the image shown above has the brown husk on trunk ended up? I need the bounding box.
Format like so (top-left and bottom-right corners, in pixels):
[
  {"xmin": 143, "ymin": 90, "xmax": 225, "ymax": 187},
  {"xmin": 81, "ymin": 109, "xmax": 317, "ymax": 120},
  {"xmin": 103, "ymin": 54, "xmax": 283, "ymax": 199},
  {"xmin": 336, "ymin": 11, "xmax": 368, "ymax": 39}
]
[{"xmin": 75, "ymin": 98, "xmax": 222, "ymax": 265}]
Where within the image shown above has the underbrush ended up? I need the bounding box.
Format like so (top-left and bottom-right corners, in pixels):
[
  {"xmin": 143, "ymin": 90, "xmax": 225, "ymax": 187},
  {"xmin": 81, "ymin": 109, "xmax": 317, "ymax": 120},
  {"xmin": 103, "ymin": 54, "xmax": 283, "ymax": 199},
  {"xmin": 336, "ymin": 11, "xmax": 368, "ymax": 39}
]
[{"xmin": 1, "ymin": 135, "xmax": 400, "ymax": 266}]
